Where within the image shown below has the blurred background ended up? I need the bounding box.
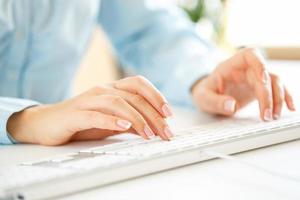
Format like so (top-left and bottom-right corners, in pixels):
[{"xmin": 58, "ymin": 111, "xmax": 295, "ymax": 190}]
[{"xmin": 73, "ymin": 0, "xmax": 300, "ymax": 94}]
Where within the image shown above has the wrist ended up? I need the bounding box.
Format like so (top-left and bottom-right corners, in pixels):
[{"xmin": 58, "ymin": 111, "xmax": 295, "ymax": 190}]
[
  {"xmin": 191, "ymin": 75, "xmax": 208, "ymax": 95},
  {"xmin": 7, "ymin": 106, "xmax": 39, "ymax": 144}
]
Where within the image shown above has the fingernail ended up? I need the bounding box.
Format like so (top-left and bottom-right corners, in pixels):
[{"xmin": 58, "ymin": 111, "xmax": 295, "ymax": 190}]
[
  {"xmin": 224, "ymin": 99, "xmax": 236, "ymax": 113},
  {"xmin": 264, "ymin": 109, "xmax": 272, "ymax": 121},
  {"xmin": 164, "ymin": 127, "xmax": 174, "ymax": 138},
  {"xmin": 273, "ymin": 114, "xmax": 280, "ymax": 120},
  {"xmin": 162, "ymin": 104, "xmax": 173, "ymax": 117},
  {"xmin": 144, "ymin": 126, "xmax": 154, "ymax": 138},
  {"xmin": 290, "ymin": 101, "xmax": 296, "ymax": 111},
  {"xmin": 262, "ymin": 70, "xmax": 269, "ymax": 84},
  {"xmin": 116, "ymin": 120, "xmax": 132, "ymax": 129}
]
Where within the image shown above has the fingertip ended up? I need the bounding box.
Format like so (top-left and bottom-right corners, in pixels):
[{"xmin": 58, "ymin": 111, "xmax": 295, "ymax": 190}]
[
  {"xmin": 288, "ymin": 97, "xmax": 296, "ymax": 111},
  {"xmin": 161, "ymin": 135, "xmax": 171, "ymax": 141},
  {"xmin": 272, "ymin": 109, "xmax": 280, "ymax": 120},
  {"xmin": 155, "ymin": 127, "xmax": 171, "ymax": 141},
  {"xmin": 224, "ymin": 98, "xmax": 237, "ymax": 114},
  {"xmin": 116, "ymin": 119, "xmax": 132, "ymax": 130},
  {"xmin": 288, "ymin": 102, "xmax": 296, "ymax": 111},
  {"xmin": 285, "ymin": 96, "xmax": 296, "ymax": 111},
  {"xmin": 273, "ymin": 114, "xmax": 280, "ymax": 120},
  {"xmin": 272, "ymin": 105, "xmax": 282, "ymax": 120},
  {"xmin": 284, "ymin": 88, "xmax": 295, "ymax": 111},
  {"xmin": 263, "ymin": 108, "xmax": 273, "ymax": 122},
  {"xmin": 144, "ymin": 125, "xmax": 155, "ymax": 139},
  {"xmin": 161, "ymin": 103, "xmax": 173, "ymax": 118},
  {"xmin": 164, "ymin": 126, "xmax": 174, "ymax": 139}
]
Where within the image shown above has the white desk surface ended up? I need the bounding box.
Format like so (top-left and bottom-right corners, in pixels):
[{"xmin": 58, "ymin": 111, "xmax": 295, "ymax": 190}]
[{"xmin": 1, "ymin": 60, "xmax": 300, "ymax": 200}]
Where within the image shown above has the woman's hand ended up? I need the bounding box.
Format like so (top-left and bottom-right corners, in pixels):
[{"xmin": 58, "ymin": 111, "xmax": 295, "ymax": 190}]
[
  {"xmin": 7, "ymin": 76, "xmax": 174, "ymax": 145},
  {"xmin": 192, "ymin": 48, "xmax": 295, "ymax": 121}
]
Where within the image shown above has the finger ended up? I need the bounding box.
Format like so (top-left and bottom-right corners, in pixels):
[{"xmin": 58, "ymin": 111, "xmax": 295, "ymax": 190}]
[
  {"xmin": 284, "ymin": 87, "xmax": 296, "ymax": 111},
  {"xmin": 81, "ymin": 94, "xmax": 155, "ymax": 140},
  {"xmin": 220, "ymin": 48, "xmax": 267, "ymax": 83},
  {"xmin": 253, "ymin": 75, "xmax": 273, "ymax": 121},
  {"xmin": 270, "ymin": 74, "xmax": 284, "ymax": 119},
  {"xmin": 243, "ymin": 48, "xmax": 268, "ymax": 84},
  {"xmin": 115, "ymin": 90, "xmax": 172, "ymax": 140},
  {"xmin": 245, "ymin": 66, "xmax": 273, "ymax": 121},
  {"xmin": 74, "ymin": 111, "xmax": 132, "ymax": 132},
  {"xmin": 113, "ymin": 76, "xmax": 173, "ymax": 118},
  {"xmin": 195, "ymin": 87, "xmax": 237, "ymax": 116}
]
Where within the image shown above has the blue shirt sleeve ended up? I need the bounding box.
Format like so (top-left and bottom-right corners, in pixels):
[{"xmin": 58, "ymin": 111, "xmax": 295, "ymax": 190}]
[
  {"xmin": 98, "ymin": 0, "xmax": 223, "ymax": 107},
  {"xmin": 0, "ymin": 98, "xmax": 39, "ymax": 144}
]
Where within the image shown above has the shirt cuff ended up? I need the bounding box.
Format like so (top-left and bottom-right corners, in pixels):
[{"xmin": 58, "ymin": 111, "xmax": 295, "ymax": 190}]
[{"xmin": 0, "ymin": 98, "xmax": 40, "ymax": 144}]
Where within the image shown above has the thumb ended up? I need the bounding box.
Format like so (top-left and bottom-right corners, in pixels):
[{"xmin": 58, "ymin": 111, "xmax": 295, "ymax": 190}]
[{"xmin": 196, "ymin": 88, "xmax": 237, "ymax": 116}]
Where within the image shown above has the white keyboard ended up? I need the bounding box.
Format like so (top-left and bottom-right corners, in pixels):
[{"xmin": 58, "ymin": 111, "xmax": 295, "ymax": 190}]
[{"xmin": 2, "ymin": 115, "xmax": 300, "ymax": 200}]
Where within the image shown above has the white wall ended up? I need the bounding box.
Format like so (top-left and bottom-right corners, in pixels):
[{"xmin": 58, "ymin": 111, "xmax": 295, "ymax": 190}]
[{"xmin": 226, "ymin": 0, "xmax": 300, "ymax": 47}]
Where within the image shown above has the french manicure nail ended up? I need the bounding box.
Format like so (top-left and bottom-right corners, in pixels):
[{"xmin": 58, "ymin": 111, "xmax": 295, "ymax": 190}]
[
  {"xmin": 144, "ymin": 126, "xmax": 154, "ymax": 138},
  {"xmin": 162, "ymin": 104, "xmax": 173, "ymax": 117},
  {"xmin": 264, "ymin": 109, "xmax": 272, "ymax": 121},
  {"xmin": 116, "ymin": 120, "xmax": 132, "ymax": 129},
  {"xmin": 224, "ymin": 99, "xmax": 236, "ymax": 113},
  {"xmin": 164, "ymin": 127, "xmax": 174, "ymax": 138}
]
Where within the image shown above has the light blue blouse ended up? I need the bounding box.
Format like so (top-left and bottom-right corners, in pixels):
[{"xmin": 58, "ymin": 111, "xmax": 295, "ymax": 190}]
[{"xmin": 0, "ymin": 0, "xmax": 217, "ymax": 144}]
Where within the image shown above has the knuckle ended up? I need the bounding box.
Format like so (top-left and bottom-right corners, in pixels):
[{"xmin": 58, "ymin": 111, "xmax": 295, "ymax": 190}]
[
  {"xmin": 100, "ymin": 94, "xmax": 126, "ymax": 105},
  {"xmin": 132, "ymin": 94, "xmax": 146, "ymax": 104},
  {"xmin": 129, "ymin": 110, "xmax": 145, "ymax": 123},
  {"xmin": 89, "ymin": 86, "xmax": 105, "ymax": 94},
  {"xmin": 243, "ymin": 47, "xmax": 259, "ymax": 56},
  {"xmin": 154, "ymin": 115, "xmax": 167, "ymax": 126},
  {"xmin": 133, "ymin": 75, "xmax": 148, "ymax": 84},
  {"xmin": 131, "ymin": 115, "xmax": 146, "ymax": 128},
  {"xmin": 271, "ymin": 74, "xmax": 280, "ymax": 82},
  {"xmin": 244, "ymin": 48, "xmax": 266, "ymax": 67},
  {"xmin": 257, "ymin": 62, "xmax": 265, "ymax": 70},
  {"xmin": 110, "ymin": 95, "xmax": 125, "ymax": 105}
]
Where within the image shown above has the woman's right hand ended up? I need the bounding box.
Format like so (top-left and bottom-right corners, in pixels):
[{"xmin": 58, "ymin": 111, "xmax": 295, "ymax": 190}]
[{"xmin": 7, "ymin": 76, "xmax": 174, "ymax": 145}]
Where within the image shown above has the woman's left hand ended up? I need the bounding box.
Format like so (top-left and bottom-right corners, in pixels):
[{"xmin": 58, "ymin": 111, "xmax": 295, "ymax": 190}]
[{"xmin": 192, "ymin": 48, "xmax": 295, "ymax": 121}]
